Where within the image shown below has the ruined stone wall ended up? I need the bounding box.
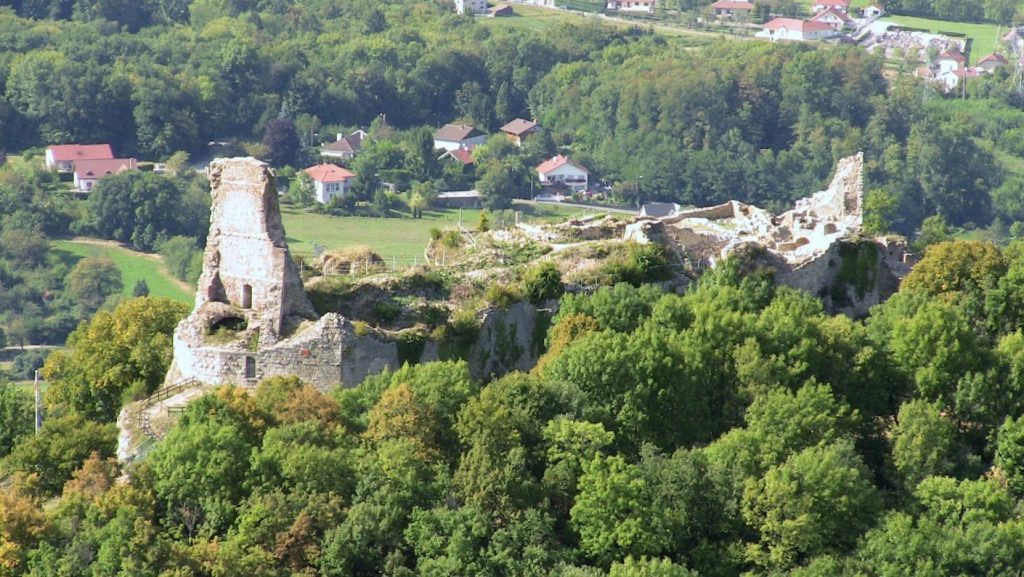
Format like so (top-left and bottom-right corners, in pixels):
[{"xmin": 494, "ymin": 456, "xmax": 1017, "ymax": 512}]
[
  {"xmin": 468, "ymin": 301, "xmax": 545, "ymax": 378},
  {"xmin": 196, "ymin": 158, "xmax": 314, "ymax": 339}
]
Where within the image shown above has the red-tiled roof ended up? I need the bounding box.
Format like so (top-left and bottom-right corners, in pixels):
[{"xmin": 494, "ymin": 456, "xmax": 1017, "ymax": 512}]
[
  {"xmin": 434, "ymin": 123, "xmax": 484, "ymax": 143},
  {"xmin": 500, "ymin": 118, "xmax": 539, "ymax": 136},
  {"xmin": 304, "ymin": 164, "xmax": 356, "ymax": 183},
  {"xmin": 710, "ymin": 0, "xmax": 754, "ymax": 9},
  {"xmin": 48, "ymin": 144, "xmax": 114, "ymax": 162},
  {"xmin": 978, "ymin": 53, "xmax": 1009, "ymax": 65},
  {"xmin": 811, "ymin": 7, "xmax": 853, "ymax": 22},
  {"xmin": 815, "ymin": 0, "xmax": 849, "ymax": 6},
  {"xmin": 446, "ymin": 147, "xmax": 475, "ymax": 165},
  {"xmin": 73, "ymin": 158, "xmax": 136, "ymax": 178},
  {"xmin": 536, "ymin": 155, "xmax": 589, "ymax": 175},
  {"xmin": 938, "ymin": 50, "xmax": 966, "ymax": 63},
  {"xmin": 763, "ymin": 17, "xmax": 833, "ymax": 32}
]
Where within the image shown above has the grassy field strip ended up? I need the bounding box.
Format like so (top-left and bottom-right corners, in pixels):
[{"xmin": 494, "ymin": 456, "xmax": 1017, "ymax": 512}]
[
  {"xmin": 281, "ymin": 201, "xmax": 592, "ymax": 260},
  {"xmin": 879, "ymin": 15, "xmax": 1004, "ymax": 60},
  {"xmin": 52, "ymin": 239, "xmax": 193, "ymax": 303}
]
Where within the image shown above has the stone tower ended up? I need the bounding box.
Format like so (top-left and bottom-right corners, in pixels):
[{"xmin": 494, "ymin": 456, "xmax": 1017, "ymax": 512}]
[{"xmin": 197, "ymin": 157, "xmax": 315, "ymax": 341}]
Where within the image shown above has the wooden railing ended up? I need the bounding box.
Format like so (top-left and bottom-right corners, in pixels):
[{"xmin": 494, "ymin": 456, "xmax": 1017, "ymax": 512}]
[{"xmin": 134, "ymin": 378, "xmax": 202, "ymax": 442}]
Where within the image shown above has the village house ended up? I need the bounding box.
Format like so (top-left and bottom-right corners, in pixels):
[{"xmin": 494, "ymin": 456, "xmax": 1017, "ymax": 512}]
[
  {"xmin": 976, "ymin": 53, "xmax": 1009, "ymax": 73},
  {"xmin": 499, "ymin": 118, "xmax": 540, "ymax": 147},
  {"xmin": 606, "ymin": 0, "xmax": 656, "ymax": 13},
  {"xmin": 811, "ymin": 0, "xmax": 849, "ymax": 13},
  {"xmin": 320, "ymin": 131, "xmax": 366, "ymax": 160},
  {"xmin": 45, "ymin": 143, "xmax": 114, "ymax": 171},
  {"xmin": 455, "ymin": 0, "xmax": 488, "ymax": 15},
  {"xmin": 757, "ymin": 18, "xmax": 834, "ymax": 42},
  {"xmin": 73, "ymin": 157, "xmax": 137, "ymax": 193},
  {"xmin": 709, "ymin": 0, "xmax": 754, "ymax": 17},
  {"xmin": 860, "ymin": 2, "xmax": 884, "ymax": 18},
  {"xmin": 303, "ymin": 163, "xmax": 356, "ymax": 204},
  {"xmin": 536, "ymin": 155, "xmax": 589, "ymax": 192},
  {"xmin": 438, "ymin": 146, "xmax": 475, "ymax": 166},
  {"xmin": 811, "ymin": 7, "xmax": 854, "ymax": 31},
  {"xmin": 433, "ymin": 123, "xmax": 487, "ymax": 151}
]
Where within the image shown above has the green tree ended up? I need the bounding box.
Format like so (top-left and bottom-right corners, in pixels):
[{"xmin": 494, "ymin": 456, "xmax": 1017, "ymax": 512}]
[
  {"xmin": 741, "ymin": 441, "xmax": 880, "ymax": 570},
  {"xmin": 149, "ymin": 390, "xmax": 262, "ymax": 537},
  {"xmin": 608, "ymin": 557, "xmax": 699, "ymax": 577},
  {"xmin": 890, "ymin": 399, "xmax": 960, "ymax": 489},
  {"xmin": 132, "ymin": 279, "xmax": 150, "ymax": 297},
  {"xmin": 571, "ymin": 454, "xmax": 668, "ymax": 565},
  {"xmin": 87, "ymin": 171, "xmax": 195, "ymax": 251},
  {"xmin": 0, "ymin": 384, "xmax": 34, "ymax": 460},
  {"xmin": 262, "ymin": 117, "xmax": 301, "ymax": 168},
  {"xmin": 3, "ymin": 414, "xmax": 116, "ymax": 496},
  {"xmin": 65, "ymin": 257, "xmax": 123, "ymax": 317},
  {"xmin": 43, "ymin": 297, "xmax": 188, "ymax": 421},
  {"xmin": 996, "ymin": 414, "xmax": 1024, "ymax": 495}
]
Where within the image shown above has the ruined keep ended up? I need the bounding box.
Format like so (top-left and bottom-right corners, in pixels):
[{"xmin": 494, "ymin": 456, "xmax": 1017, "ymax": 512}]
[{"xmin": 165, "ymin": 158, "xmax": 543, "ymax": 391}]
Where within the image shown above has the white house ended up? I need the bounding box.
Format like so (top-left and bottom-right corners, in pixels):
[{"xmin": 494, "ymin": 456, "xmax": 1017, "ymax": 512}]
[
  {"xmin": 757, "ymin": 18, "xmax": 834, "ymax": 42},
  {"xmin": 861, "ymin": 3, "xmax": 884, "ymax": 18},
  {"xmin": 811, "ymin": 7, "xmax": 854, "ymax": 31},
  {"xmin": 45, "ymin": 143, "xmax": 114, "ymax": 171},
  {"xmin": 303, "ymin": 163, "xmax": 356, "ymax": 204},
  {"xmin": 433, "ymin": 124, "xmax": 487, "ymax": 151},
  {"xmin": 320, "ymin": 131, "xmax": 365, "ymax": 160},
  {"xmin": 536, "ymin": 155, "xmax": 589, "ymax": 192},
  {"xmin": 928, "ymin": 50, "xmax": 968, "ymax": 91},
  {"xmin": 606, "ymin": 0, "xmax": 656, "ymax": 13},
  {"xmin": 811, "ymin": 0, "xmax": 848, "ymax": 13},
  {"xmin": 73, "ymin": 157, "xmax": 137, "ymax": 192},
  {"xmin": 709, "ymin": 0, "xmax": 754, "ymax": 17},
  {"xmin": 455, "ymin": 0, "xmax": 487, "ymax": 15}
]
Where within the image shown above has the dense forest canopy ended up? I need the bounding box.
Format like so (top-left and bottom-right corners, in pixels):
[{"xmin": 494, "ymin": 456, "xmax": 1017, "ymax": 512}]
[
  {"xmin": 1, "ymin": 0, "xmax": 1024, "ymax": 235},
  {"xmin": 5, "ymin": 241, "xmax": 1024, "ymax": 576}
]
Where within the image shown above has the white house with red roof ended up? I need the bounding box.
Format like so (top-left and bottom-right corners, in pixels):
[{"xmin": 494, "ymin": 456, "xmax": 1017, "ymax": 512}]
[
  {"xmin": 45, "ymin": 144, "xmax": 114, "ymax": 171},
  {"xmin": 757, "ymin": 18, "xmax": 834, "ymax": 42},
  {"xmin": 73, "ymin": 158, "xmax": 137, "ymax": 192},
  {"xmin": 811, "ymin": 7, "xmax": 854, "ymax": 30},
  {"xmin": 811, "ymin": 0, "xmax": 848, "ymax": 13},
  {"xmin": 709, "ymin": 0, "xmax": 754, "ymax": 17},
  {"xmin": 536, "ymin": 155, "xmax": 589, "ymax": 192},
  {"xmin": 303, "ymin": 164, "xmax": 356, "ymax": 204}
]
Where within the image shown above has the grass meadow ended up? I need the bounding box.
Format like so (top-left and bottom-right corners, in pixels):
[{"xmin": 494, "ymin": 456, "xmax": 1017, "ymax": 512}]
[
  {"xmin": 52, "ymin": 239, "xmax": 193, "ymax": 303},
  {"xmin": 281, "ymin": 201, "xmax": 596, "ymax": 261}
]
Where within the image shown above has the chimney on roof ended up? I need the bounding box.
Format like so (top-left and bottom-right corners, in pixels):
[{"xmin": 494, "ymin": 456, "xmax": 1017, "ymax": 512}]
[{"xmin": 336, "ymin": 133, "xmax": 343, "ymax": 142}]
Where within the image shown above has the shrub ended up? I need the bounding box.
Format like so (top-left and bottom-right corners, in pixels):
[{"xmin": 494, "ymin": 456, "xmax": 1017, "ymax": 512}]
[
  {"xmin": 523, "ymin": 261, "xmax": 564, "ymax": 304},
  {"xmin": 484, "ymin": 283, "xmax": 524, "ymax": 309}
]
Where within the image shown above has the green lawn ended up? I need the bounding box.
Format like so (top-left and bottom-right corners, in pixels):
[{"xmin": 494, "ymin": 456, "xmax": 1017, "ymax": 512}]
[
  {"xmin": 281, "ymin": 201, "xmax": 593, "ymax": 261},
  {"xmin": 879, "ymin": 15, "xmax": 1004, "ymax": 59},
  {"xmin": 52, "ymin": 239, "xmax": 193, "ymax": 303}
]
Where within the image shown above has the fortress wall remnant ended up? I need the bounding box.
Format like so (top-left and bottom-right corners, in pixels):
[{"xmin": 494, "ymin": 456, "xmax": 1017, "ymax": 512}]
[{"xmin": 196, "ymin": 158, "xmax": 315, "ymax": 340}]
